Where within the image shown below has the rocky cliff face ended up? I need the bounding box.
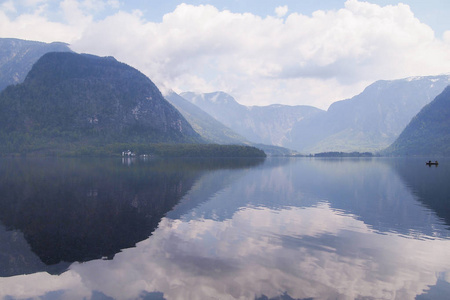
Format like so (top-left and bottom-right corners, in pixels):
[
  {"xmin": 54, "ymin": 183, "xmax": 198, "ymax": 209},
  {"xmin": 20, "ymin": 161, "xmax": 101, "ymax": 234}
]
[{"xmin": 0, "ymin": 52, "xmax": 201, "ymax": 147}]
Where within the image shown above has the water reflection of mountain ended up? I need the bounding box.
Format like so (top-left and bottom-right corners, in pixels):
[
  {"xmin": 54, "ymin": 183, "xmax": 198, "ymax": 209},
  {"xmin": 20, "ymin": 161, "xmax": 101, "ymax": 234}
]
[
  {"xmin": 175, "ymin": 158, "xmax": 450, "ymax": 239},
  {"xmin": 2, "ymin": 158, "xmax": 450, "ymax": 300},
  {"xmin": 166, "ymin": 158, "xmax": 288, "ymax": 220},
  {"xmin": 389, "ymin": 158, "xmax": 450, "ymax": 228},
  {"xmin": 0, "ymin": 157, "xmax": 263, "ymax": 276},
  {"xmin": 294, "ymin": 158, "xmax": 450, "ymax": 238}
]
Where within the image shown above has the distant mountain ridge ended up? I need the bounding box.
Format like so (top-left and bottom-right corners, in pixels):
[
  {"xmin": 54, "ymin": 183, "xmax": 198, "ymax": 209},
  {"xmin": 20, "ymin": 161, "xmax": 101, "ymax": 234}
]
[
  {"xmin": 288, "ymin": 75, "xmax": 450, "ymax": 153},
  {"xmin": 165, "ymin": 91, "xmax": 249, "ymax": 145},
  {"xmin": 385, "ymin": 86, "xmax": 450, "ymax": 156},
  {"xmin": 181, "ymin": 75, "xmax": 450, "ymax": 154},
  {"xmin": 180, "ymin": 91, "xmax": 324, "ymax": 146},
  {"xmin": 166, "ymin": 91, "xmax": 300, "ymax": 156},
  {"xmin": 0, "ymin": 52, "xmax": 201, "ymax": 153},
  {"xmin": 0, "ymin": 38, "xmax": 72, "ymax": 91}
]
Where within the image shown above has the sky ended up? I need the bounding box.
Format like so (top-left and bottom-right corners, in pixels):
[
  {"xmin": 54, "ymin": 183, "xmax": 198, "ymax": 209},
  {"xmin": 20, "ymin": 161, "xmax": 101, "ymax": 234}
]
[{"xmin": 0, "ymin": 0, "xmax": 449, "ymax": 109}]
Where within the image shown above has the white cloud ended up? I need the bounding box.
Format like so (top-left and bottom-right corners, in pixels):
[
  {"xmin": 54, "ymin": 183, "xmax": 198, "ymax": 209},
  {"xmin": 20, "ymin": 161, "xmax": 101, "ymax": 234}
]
[
  {"xmin": 0, "ymin": 9, "xmax": 83, "ymax": 42},
  {"xmin": 444, "ymin": 30, "xmax": 450, "ymax": 43},
  {"xmin": 60, "ymin": 0, "xmax": 93, "ymax": 26},
  {"xmin": 1, "ymin": 0, "xmax": 450, "ymax": 109},
  {"xmin": 275, "ymin": 5, "xmax": 288, "ymax": 18},
  {"xmin": 71, "ymin": 1, "xmax": 450, "ymax": 109}
]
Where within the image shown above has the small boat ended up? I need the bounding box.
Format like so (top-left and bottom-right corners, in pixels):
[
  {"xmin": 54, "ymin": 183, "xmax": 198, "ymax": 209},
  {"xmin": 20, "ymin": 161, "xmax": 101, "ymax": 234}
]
[{"xmin": 426, "ymin": 160, "xmax": 439, "ymax": 166}]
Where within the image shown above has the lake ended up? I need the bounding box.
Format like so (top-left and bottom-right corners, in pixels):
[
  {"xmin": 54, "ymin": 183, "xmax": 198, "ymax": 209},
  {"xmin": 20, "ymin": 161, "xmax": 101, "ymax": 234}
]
[{"xmin": 0, "ymin": 156, "xmax": 450, "ymax": 300}]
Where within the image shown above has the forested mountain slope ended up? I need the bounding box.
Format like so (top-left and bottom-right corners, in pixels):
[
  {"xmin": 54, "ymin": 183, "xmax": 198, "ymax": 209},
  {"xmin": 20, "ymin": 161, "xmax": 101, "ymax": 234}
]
[
  {"xmin": 385, "ymin": 86, "xmax": 450, "ymax": 156},
  {"xmin": 0, "ymin": 52, "xmax": 202, "ymax": 154}
]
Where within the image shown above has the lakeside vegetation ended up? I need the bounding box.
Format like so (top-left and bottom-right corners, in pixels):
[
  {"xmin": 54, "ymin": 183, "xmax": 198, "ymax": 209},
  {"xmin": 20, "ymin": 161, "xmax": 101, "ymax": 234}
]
[
  {"xmin": 0, "ymin": 138, "xmax": 266, "ymax": 158},
  {"xmin": 108, "ymin": 143, "xmax": 266, "ymax": 158},
  {"xmin": 313, "ymin": 151, "xmax": 374, "ymax": 157}
]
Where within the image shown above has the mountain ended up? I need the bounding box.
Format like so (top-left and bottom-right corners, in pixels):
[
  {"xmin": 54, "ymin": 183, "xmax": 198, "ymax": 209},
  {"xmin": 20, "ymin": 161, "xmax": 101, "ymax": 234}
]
[
  {"xmin": 165, "ymin": 91, "xmax": 248, "ymax": 145},
  {"xmin": 0, "ymin": 38, "xmax": 72, "ymax": 92},
  {"xmin": 0, "ymin": 52, "xmax": 201, "ymax": 153},
  {"xmin": 166, "ymin": 92, "xmax": 299, "ymax": 156},
  {"xmin": 287, "ymin": 75, "xmax": 450, "ymax": 153},
  {"xmin": 181, "ymin": 76, "xmax": 450, "ymax": 154},
  {"xmin": 385, "ymin": 86, "xmax": 450, "ymax": 156},
  {"xmin": 180, "ymin": 91, "xmax": 324, "ymax": 146}
]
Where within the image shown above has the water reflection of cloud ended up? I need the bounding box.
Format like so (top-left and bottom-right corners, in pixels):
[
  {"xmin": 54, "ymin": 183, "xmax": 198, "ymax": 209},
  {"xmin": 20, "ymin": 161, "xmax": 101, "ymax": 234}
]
[{"xmin": 2, "ymin": 204, "xmax": 450, "ymax": 300}]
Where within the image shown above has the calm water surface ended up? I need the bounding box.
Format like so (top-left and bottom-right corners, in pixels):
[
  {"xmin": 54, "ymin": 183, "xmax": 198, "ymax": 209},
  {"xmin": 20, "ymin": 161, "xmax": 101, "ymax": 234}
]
[{"xmin": 0, "ymin": 157, "xmax": 450, "ymax": 300}]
